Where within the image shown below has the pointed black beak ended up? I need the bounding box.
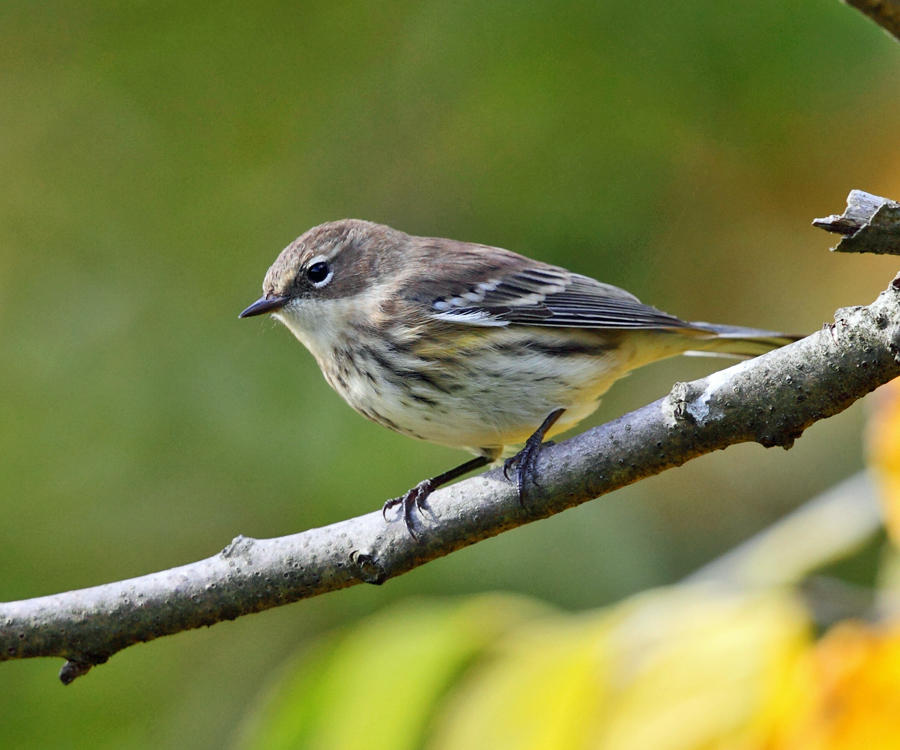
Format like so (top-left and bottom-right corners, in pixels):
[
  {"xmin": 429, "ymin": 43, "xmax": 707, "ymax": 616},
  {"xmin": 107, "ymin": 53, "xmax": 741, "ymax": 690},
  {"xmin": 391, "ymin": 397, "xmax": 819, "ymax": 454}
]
[{"xmin": 239, "ymin": 295, "xmax": 289, "ymax": 318}]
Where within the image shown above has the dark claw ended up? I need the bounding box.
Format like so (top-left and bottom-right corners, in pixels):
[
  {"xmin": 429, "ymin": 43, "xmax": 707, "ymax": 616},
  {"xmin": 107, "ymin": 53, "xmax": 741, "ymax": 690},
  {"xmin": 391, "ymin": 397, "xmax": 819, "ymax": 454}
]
[
  {"xmin": 382, "ymin": 496, "xmax": 399, "ymax": 521},
  {"xmin": 382, "ymin": 478, "xmax": 436, "ymax": 539}
]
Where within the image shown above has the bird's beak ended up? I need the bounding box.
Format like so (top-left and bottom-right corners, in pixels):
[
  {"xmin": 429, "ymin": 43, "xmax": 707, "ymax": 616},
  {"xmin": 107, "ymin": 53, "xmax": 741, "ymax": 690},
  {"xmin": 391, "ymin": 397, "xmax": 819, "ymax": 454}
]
[{"xmin": 239, "ymin": 295, "xmax": 289, "ymax": 318}]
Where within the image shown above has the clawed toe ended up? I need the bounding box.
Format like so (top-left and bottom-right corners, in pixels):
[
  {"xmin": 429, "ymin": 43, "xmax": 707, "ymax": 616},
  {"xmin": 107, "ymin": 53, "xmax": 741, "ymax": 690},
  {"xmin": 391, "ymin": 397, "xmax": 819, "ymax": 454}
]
[
  {"xmin": 381, "ymin": 495, "xmax": 402, "ymax": 520},
  {"xmin": 503, "ymin": 408, "xmax": 566, "ymax": 507},
  {"xmin": 382, "ymin": 479, "xmax": 436, "ymax": 539},
  {"xmin": 381, "ymin": 455, "xmax": 493, "ymax": 540},
  {"xmin": 504, "ymin": 441, "xmax": 542, "ymax": 506}
]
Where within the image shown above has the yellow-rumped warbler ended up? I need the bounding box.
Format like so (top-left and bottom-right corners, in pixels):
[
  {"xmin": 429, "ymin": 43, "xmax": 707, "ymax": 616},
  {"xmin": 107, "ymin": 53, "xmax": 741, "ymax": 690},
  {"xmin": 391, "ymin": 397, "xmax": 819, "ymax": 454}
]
[{"xmin": 241, "ymin": 219, "xmax": 797, "ymax": 536}]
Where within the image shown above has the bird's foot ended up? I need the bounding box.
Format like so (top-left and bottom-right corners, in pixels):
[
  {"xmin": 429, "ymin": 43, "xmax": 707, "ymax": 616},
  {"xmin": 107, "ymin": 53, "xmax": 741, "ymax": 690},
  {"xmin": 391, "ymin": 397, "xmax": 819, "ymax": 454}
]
[
  {"xmin": 382, "ymin": 479, "xmax": 436, "ymax": 540},
  {"xmin": 503, "ymin": 439, "xmax": 551, "ymax": 506},
  {"xmin": 503, "ymin": 408, "xmax": 566, "ymax": 506},
  {"xmin": 381, "ymin": 455, "xmax": 493, "ymax": 540}
]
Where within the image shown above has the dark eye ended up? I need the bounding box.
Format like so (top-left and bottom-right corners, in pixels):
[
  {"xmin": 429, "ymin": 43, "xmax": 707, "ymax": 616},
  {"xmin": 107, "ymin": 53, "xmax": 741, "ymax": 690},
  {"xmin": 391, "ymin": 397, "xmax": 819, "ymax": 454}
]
[{"xmin": 306, "ymin": 260, "xmax": 331, "ymax": 286}]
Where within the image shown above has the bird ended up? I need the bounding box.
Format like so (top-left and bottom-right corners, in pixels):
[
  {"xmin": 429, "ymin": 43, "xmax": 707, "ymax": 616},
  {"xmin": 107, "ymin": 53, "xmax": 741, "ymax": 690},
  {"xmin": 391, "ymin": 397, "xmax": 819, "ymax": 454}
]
[{"xmin": 240, "ymin": 219, "xmax": 797, "ymax": 537}]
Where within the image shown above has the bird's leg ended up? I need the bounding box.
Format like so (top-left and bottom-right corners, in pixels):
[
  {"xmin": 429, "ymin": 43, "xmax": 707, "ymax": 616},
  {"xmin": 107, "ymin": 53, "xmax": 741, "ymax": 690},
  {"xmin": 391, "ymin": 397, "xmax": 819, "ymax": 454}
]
[
  {"xmin": 503, "ymin": 408, "xmax": 566, "ymax": 506},
  {"xmin": 383, "ymin": 455, "xmax": 492, "ymax": 539}
]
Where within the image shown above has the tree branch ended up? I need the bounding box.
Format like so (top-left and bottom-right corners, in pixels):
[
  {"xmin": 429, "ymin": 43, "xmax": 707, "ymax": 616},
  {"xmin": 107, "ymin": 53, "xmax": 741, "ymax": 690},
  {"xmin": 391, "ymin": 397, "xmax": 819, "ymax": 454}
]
[{"xmin": 3, "ymin": 191, "xmax": 900, "ymax": 684}]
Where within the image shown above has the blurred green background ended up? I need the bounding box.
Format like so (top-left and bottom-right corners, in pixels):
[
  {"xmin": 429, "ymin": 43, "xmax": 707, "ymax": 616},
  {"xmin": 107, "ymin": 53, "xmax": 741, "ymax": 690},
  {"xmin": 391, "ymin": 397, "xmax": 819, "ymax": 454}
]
[{"xmin": 2, "ymin": 0, "xmax": 899, "ymax": 746}]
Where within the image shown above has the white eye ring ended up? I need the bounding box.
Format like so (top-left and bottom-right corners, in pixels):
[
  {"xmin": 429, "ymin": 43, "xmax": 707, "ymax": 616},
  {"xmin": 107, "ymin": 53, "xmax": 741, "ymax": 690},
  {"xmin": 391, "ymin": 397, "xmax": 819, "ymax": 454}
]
[{"xmin": 305, "ymin": 255, "xmax": 333, "ymax": 289}]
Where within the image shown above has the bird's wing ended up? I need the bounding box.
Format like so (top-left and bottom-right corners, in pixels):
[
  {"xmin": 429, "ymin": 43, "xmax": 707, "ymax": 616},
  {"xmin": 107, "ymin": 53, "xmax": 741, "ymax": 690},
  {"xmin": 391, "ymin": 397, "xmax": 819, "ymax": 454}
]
[{"xmin": 426, "ymin": 263, "xmax": 690, "ymax": 330}]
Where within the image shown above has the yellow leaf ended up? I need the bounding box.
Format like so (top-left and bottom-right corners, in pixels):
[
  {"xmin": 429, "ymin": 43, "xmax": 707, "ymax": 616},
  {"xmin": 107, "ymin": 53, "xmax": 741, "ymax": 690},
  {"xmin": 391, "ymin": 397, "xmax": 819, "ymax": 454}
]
[{"xmin": 770, "ymin": 621, "xmax": 900, "ymax": 750}]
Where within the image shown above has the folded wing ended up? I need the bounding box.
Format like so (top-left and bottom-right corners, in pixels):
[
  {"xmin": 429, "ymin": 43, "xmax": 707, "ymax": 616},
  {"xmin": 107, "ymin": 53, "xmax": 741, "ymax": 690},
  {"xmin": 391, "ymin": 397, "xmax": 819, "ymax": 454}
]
[{"xmin": 428, "ymin": 264, "xmax": 691, "ymax": 330}]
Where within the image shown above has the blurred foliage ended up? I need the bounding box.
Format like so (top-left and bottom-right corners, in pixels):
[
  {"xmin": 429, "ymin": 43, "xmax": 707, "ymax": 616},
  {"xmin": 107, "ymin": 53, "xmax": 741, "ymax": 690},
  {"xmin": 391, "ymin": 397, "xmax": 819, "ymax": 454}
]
[
  {"xmin": 776, "ymin": 620, "xmax": 900, "ymax": 750},
  {"xmin": 868, "ymin": 380, "xmax": 900, "ymax": 544},
  {"xmin": 235, "ymin": 595, "xmax": 550, "ymax": 750},
  {"xmin": 235, "ymin": 587, "xmax": 900, "ymax": 750},
  {"xmin": 2, "ymin": 0, "xmax": 900, "ymax": 747},
  {"xmin": 232, "ymin": 588, "xmax": 806, "ymax": 750}
]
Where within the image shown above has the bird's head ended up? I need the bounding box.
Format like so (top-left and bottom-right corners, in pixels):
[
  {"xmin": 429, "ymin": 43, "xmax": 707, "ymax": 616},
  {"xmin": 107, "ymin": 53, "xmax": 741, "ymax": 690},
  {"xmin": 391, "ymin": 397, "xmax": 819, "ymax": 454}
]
[
  {"xmin": 240, "ymin": 219, "xmax": 408, "ymax": 319},
  {"xmin": 239, "ymin": 219, "xmax": 418, "ymax": 360}
]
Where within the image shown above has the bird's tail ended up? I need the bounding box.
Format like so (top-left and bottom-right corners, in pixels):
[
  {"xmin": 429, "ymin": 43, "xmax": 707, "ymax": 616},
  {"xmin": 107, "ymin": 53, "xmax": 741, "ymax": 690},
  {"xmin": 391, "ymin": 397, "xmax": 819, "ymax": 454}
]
[{"xmin": 682, "ymin": 322, "xmax": 802, "ymax": 359}]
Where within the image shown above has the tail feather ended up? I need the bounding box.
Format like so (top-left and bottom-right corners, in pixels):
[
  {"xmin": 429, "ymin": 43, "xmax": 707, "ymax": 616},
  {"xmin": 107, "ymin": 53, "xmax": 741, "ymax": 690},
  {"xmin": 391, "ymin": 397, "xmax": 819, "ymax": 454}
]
[{"xmin": 685, "ymin": 321, "xmax": 802, "ymax": 359}]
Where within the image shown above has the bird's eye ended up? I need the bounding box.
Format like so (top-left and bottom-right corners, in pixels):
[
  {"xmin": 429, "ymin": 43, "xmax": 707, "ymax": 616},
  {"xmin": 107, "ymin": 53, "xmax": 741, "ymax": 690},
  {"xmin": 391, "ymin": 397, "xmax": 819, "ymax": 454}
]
[{"xmin": 306, "ymin": 259, "xmax": 332, "ymax": 288}]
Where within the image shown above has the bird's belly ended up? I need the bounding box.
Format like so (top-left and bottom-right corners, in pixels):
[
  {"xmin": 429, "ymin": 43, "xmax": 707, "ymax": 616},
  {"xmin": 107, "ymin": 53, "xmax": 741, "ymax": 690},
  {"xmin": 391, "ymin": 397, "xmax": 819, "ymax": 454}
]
[{"xmin": 318, "ymin": 332, "xmax": 637, "ymax": 454}]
